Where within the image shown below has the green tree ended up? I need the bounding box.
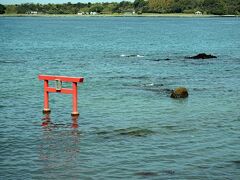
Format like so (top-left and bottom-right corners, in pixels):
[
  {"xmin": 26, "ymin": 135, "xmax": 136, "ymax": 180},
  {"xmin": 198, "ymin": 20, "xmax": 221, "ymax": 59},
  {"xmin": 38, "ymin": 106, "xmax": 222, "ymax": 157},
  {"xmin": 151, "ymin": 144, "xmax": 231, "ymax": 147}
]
[
  {"xmin": 169, "ymin": 0, "xmax": 204, "ymax": 13},
  {"xmin": 113, "ymin": 1, "xmax": 134, "ymax": 13},
  {"xmin": 5, "ymin": 5, "xmax": 17, "ymax": 14},
  {"xmin": 223, "ymin": 0, "xmax": 240, "ymax": 14},
  {"xmin": 148, "ymin": 0, "xmax": 174, "ymax": 13},
  {"xmin": 102, "ymin": 3, "xmax": 118, "ymax": 14},
  {"xmin": 89, "ymin": 3, "xmax": 104, "ymax": 13},
  {"xmin": 0, "ymin": 4, "xmax": 6, "ymax": 14},
  {"xmin": 133, "ymin": 0, "xmax": 148, "ymax": 13},
  {"xmin": 203, "ymin": 0, "xmax": 227, "ymax": 15}
]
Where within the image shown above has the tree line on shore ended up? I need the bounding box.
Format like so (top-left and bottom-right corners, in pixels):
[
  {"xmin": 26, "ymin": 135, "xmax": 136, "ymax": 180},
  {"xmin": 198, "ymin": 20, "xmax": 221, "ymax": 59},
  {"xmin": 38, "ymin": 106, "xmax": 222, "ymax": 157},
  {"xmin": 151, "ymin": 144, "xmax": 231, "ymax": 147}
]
[{"xmin": 0, "ymin": 0, "xmax": 239, "ymax": 15}]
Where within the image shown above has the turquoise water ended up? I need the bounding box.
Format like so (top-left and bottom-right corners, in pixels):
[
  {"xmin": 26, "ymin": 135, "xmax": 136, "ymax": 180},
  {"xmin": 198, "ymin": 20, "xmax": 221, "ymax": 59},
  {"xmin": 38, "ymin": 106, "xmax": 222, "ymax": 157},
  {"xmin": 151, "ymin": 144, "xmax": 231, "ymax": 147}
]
[{"xmin": 0, "ymin": 17, "xmax": 240, "ymax": 179}]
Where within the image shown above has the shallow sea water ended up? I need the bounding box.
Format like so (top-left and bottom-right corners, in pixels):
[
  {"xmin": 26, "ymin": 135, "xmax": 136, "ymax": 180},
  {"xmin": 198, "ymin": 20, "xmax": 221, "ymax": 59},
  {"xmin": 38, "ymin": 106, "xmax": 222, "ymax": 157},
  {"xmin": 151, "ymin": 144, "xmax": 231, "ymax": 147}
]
[{"xmin": 0, "ymin": 16, "xmax": 240, "ymax": 179}]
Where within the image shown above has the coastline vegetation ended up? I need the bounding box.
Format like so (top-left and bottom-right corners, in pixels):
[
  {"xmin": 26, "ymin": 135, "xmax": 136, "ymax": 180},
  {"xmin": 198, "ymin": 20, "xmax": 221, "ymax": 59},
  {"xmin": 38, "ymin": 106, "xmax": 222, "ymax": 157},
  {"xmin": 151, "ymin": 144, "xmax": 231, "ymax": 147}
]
[{"xmin": 0, "ymin": 0, "xmax": 239, "ymax": 16}]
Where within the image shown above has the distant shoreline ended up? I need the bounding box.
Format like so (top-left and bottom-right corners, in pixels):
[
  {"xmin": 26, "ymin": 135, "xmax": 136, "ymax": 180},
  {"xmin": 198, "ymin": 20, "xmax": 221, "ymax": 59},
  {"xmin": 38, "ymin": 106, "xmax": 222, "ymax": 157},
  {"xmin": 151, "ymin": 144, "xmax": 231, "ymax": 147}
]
[{"xmin": 1, "ymin": 13, "xmax": 239, "ymax": 18}]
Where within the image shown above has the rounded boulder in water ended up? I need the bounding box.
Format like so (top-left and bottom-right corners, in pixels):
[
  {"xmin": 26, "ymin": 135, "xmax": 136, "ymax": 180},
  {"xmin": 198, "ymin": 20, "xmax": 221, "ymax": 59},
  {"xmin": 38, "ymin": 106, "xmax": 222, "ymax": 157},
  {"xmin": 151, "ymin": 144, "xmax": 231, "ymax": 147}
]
[{"xmin": 170, "ymin": 87, "xmax": 188, "ymax": 98}]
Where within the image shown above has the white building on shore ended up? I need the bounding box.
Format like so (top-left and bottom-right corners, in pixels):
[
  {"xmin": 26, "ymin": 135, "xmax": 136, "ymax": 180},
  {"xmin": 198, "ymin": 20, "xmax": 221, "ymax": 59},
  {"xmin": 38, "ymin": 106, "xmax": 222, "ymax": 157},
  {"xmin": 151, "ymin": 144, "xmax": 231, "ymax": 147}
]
[{"xmin": 195, "ymin": 11, "xmax": 202, "ymax": 15}]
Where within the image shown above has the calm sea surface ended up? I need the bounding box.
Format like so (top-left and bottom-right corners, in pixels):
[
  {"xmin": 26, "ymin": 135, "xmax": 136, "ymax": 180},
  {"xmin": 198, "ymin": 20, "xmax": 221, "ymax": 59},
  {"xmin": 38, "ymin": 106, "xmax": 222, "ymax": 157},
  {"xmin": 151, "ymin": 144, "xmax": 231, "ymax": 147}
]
[{"xmin": 0, "ymin": 16, "xmax": 240, "ymax": 179}]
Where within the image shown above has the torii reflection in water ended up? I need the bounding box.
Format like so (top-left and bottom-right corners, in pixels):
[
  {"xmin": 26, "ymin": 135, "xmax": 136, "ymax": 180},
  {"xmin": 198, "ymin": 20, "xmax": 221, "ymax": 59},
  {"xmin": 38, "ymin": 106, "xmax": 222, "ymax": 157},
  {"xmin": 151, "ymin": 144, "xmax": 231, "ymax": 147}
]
[
  {"xmin": 41, "ymin": 113, "xmax": 79, "ymax": 129},
  {"xmin": 37, "ymin": 113, "xmax": 81, "ymax": 175}
]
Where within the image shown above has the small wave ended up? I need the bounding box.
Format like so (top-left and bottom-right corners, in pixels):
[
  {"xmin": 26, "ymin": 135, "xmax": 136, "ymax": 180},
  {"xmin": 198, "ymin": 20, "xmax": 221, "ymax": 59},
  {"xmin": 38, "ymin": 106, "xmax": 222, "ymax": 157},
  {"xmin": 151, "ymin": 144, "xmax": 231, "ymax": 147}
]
[
  {"xmin": 142, "ymin": 84, "xmax": 172, "ymax": 94},
  {"xmin": 143, "ymin": 83, "xmax": 164, "ymax": 87},
  {"xmin": 120, "ymin": 54, "xmax": 144, "ymax": 58},
  {"xmin": 192, "ymin": 88, "xmax": 208, "ymax": 91},
  {"xmin": 147, "ymin": 58, "xmax": 171, "ymax": 62},
  {"xmin": 106, "ymin": 75, "xmax": 150, "ymax": 81},
  {"xmin": 145, "ymin": 83, "xmax": 154, "ymax": 87},
  {"xmin": 0, "ymin": 60, "xmax": 24, "ymax": 64},
  {"xmin": 123, "ymin": 82, "xmax": 172, "ymax": 95}
]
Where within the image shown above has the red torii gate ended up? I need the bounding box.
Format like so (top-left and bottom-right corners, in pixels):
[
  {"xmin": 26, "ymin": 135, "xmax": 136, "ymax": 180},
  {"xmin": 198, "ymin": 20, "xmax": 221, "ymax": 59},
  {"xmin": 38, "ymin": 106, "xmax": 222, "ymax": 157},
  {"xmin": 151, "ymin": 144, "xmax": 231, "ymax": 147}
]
[{"xmin": 38, "ymin": 75, "xmax": 84, "ymax": 116}]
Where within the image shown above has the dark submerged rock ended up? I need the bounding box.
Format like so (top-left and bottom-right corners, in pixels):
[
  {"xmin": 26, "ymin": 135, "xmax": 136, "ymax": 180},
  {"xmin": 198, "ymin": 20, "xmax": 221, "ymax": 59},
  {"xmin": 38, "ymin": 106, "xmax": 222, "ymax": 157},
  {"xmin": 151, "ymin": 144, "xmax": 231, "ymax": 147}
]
[
  {"xmin": 232, "ymin": 160, "xmax": 240, "ymax": 164},
  {"xmin": 115, "ymin": 127, "xmax": 154, "ymax": 137},
  {"xmin": 186, "ymin": 53, "xmax": 217, "ymax": 59},
  {"xmin": 151, "ymin": 58, "xmax": 170, "ymax": 62},
  {"xmin": 96, "ymin": 127, "xmax": 155, "ymax": 138},
  {"xmin": 170, "ymin": 87, "xmax": 188, "ymax": 98},
  {"xmin": 135, "ymin": 172, "xmax": 158, "ymax": 177},
  {"xmin": 96, "ymin": 131, "xmax": 109, "ymax": 135},
  {"xmin": 127, "ymin": 55, "xmax": 136, "ymax": 57}
]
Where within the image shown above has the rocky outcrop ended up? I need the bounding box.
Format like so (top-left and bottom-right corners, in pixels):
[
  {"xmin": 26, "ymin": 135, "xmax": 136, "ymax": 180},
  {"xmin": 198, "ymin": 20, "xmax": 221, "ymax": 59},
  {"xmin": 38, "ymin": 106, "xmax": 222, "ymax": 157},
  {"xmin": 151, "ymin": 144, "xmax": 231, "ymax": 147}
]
[
  {"xmin": 170, "ymin": 87, "xmax": 188, "ymax": 98},
  {"xmin": 186, "ymin": 53, "xmax": 217, "ymax": 59}
]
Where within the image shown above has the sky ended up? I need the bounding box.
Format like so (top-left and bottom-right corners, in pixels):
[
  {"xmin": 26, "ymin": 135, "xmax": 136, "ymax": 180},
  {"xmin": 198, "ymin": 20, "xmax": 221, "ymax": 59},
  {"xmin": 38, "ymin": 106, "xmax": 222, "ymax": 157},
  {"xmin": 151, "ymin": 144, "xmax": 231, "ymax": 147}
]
[{"xmin": 0, "ymin": 0, "xmax": 129, "ymax": 4}]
